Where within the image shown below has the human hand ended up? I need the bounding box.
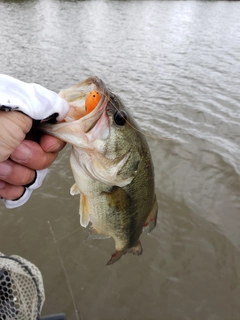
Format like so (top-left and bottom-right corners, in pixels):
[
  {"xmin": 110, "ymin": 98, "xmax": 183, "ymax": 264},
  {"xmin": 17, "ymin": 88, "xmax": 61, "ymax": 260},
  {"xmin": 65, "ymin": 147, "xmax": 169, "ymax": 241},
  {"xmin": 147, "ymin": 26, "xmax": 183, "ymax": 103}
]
[
  {"xmin": 0, "ymin": 111, "xmax": 66, "ymax": 202},
  {"xmin": 0, "ymin": 74, "xmax": 69, "ymax": 208}
]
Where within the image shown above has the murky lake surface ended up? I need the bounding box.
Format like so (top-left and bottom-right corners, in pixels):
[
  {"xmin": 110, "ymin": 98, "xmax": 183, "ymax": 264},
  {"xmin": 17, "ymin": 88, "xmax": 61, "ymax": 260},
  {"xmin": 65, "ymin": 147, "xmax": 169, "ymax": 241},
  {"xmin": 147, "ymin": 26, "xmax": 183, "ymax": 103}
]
[{"xmin": 1, "ymin": 0, "xmax": 240, "ymax": 319}]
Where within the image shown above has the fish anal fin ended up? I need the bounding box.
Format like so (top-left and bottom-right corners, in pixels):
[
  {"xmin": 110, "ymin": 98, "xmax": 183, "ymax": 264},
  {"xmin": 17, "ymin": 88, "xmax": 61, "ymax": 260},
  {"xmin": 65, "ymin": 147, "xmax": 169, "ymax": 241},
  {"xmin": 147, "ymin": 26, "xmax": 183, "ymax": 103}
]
[
  {"xmin": 70, "ymin": 183, "xmax": 80, "ymax": 196},
  {"xmin": 127, "ymin": 240, "xmax": 143, "ymax": 256},
  {"xmin": 143, "ymin": 196, "xmax": 158, "ymax": 234},
  {"xmin": 85, "ymin": 225, "xmax": 111, "ymax": 241},
  {"xmin": 79, "ymin": 193, "xmax": 90, "ymax": 228}
]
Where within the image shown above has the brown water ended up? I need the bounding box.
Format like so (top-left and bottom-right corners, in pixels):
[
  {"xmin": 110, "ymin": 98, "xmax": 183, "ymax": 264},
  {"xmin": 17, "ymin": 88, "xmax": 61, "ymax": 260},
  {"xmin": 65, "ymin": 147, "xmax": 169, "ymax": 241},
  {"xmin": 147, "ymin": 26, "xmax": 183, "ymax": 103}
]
[{"xmin": 1, "ymin": 1, "xmax": 240, "ymax": 319}]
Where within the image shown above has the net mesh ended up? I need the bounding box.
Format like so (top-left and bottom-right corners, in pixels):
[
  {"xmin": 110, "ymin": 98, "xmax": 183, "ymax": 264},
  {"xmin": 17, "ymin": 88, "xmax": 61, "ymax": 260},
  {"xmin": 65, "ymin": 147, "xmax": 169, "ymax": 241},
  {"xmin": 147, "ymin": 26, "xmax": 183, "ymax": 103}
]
[{"xmin": 0, "ymin": 252, "xmax": 45, "ymax": 320}]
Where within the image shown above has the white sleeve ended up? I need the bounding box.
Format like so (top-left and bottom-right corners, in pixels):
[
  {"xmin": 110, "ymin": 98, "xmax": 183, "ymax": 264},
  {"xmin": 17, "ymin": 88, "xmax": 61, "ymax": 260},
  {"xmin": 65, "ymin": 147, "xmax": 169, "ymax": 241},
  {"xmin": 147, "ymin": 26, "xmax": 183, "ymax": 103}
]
[
  {"xmin": 0, "ymin": 74, "xmax": 69, "ymax": 122},
  {"xmin": 0, "ymin": 74, "xmax": 69, "ymax": 209}
]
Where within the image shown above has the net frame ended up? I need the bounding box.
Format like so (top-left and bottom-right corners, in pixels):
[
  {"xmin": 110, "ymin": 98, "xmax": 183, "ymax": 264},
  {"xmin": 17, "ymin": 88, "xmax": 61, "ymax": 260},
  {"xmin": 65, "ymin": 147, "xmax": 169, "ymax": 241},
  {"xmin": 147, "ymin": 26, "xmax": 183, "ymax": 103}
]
[{"xmin": 0, "ymin": 252, "xmax": 45, "ymax": 320}]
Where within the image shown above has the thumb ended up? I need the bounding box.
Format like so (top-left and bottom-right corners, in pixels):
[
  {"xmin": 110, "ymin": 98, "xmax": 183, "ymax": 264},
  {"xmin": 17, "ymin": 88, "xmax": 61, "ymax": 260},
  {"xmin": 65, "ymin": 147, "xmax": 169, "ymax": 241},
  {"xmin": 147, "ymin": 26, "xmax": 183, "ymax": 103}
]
[{"xmin": 0, "ymin": 111, "xmax": 32, "ymax": 162}]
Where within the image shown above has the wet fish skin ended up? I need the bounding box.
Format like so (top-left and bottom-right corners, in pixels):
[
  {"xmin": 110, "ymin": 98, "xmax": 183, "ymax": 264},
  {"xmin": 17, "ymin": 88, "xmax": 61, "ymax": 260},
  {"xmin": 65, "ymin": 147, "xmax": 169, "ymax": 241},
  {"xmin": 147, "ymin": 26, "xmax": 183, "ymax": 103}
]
[{"xmin": 42, "ymin": 77, "xmax": 158, "ymax": 265}]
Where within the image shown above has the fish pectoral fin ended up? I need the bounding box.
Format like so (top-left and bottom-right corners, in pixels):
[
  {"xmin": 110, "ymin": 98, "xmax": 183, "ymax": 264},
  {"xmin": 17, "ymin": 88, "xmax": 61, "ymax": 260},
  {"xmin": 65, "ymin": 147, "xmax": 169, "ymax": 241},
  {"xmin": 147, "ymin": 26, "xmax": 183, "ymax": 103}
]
[
  {"xmin": 70, "ymin": 183, "xmax": 80, "ymax": 196},
  {"xmin": 127, "ymin": 240, "xmax": 143, "ymax": 256},
  {"xmin": 143, "ymin": 196, "xmax": 158, "ymax": 234},
  {"xmin": 85, "ymin": 225, "xmax": 111, "ymax": 241},
  {"xmin": 103, "ymin": 186, "xmax": 131, "ymax": 212},
  {"xmin": 79, "ymin": 193, "xmax": 90, "ymax": 228}
]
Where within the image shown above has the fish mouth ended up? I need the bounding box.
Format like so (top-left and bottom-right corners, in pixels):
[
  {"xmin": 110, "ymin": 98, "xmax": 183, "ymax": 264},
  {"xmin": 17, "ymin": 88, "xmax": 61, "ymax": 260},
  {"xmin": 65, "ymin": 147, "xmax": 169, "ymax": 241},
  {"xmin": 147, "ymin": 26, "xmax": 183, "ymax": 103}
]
[
  {"xmin": 41, "ymin": 77, "xmax": 111, "ymax": 148},
  {"xmin": 60, "ymin": 76, "xmax": 109, "ymax": 133}
]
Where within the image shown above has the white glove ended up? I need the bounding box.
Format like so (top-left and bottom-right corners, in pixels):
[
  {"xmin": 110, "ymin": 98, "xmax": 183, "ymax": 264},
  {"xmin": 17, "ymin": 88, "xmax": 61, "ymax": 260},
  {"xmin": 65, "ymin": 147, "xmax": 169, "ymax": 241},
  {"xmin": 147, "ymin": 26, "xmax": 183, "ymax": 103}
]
[{"xmin": 0, "ymin": 74, "xmax": 69, "ymax": 209}]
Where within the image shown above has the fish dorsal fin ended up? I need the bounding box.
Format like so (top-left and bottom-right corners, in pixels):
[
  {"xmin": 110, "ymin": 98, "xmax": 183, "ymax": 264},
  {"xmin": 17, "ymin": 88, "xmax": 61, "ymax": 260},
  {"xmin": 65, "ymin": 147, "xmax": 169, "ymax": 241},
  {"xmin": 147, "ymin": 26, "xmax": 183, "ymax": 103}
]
[
  {"xmin": 79, "ymin": 193, "xmax": 90, "ymax": 228},
  {"xmin": 143, "ymin": 196, "xmax": 158, "ymax": 234}
]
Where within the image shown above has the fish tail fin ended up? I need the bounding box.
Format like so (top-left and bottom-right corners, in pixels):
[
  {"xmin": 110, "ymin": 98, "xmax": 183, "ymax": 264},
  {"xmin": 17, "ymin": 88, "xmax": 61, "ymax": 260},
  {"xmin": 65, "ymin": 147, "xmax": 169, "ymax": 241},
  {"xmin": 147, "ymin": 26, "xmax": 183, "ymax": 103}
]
[
  {"xmin": 143, "ymin": 196, "xmax": 158, "ymax": 234},
  {"xmin": 106, "ymin": 250, "xmax": 126, "ymax": 265},
  {"xmin": 127, "ymin": 240, "xmax": 143, "ymax": 256},
  {"xmin": 107, "ymin": 241, "xmax": 143, "ymax": 265}
]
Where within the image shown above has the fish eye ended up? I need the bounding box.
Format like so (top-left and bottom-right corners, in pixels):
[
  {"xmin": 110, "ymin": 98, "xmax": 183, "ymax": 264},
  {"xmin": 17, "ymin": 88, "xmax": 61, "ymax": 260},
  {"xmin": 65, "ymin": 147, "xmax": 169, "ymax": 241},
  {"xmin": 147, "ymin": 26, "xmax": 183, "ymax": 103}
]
[{"xmin": 114, "ymin": 110, "xmax": 127, "ymax": 126}]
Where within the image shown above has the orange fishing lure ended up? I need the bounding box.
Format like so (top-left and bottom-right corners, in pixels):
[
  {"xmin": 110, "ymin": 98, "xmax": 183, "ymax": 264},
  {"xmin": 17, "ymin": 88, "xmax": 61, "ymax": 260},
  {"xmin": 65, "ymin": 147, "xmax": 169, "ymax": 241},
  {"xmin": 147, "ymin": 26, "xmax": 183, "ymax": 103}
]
[{"xmin": 85, "ymin": 90, "xmax": 101, "ymax": 114}]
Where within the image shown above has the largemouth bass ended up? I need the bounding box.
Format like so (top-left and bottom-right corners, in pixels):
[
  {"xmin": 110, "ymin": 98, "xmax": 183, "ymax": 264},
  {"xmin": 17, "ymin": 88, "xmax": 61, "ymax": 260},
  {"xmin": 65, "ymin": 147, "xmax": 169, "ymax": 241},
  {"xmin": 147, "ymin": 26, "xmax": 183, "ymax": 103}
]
[{"xmin": 43, "ymin": 77, "xmax": 158, "ymax": 265}]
